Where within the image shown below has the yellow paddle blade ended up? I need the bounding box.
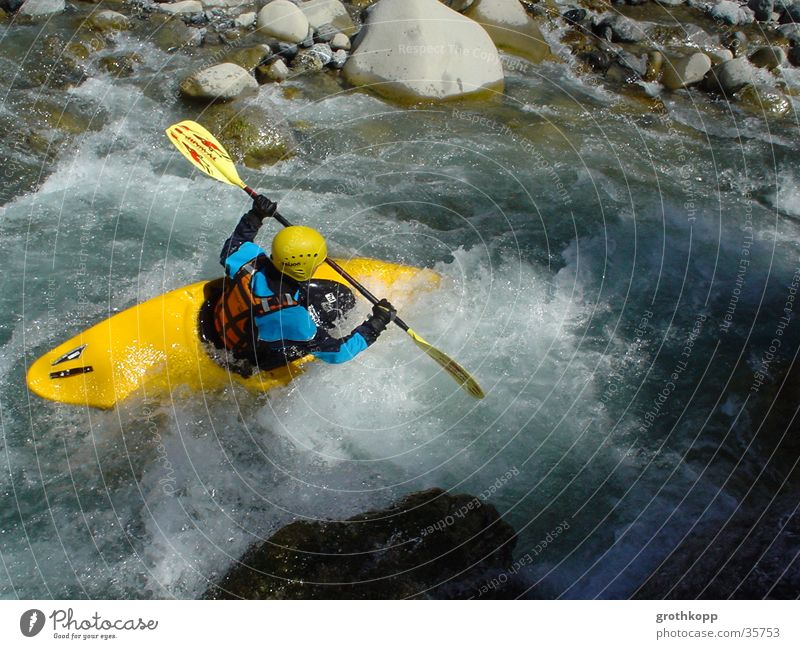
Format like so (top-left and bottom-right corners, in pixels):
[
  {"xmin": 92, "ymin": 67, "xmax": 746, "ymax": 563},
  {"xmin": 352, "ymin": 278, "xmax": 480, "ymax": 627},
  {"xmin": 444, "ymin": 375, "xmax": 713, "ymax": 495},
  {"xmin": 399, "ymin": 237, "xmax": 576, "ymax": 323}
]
[
  {"xmin": 165, "ymin": 120, "xmax": 245, "ymax": 188},
  {"xmin": 406, "ymin": 328, "xmax": 485, "ymax": 399}
]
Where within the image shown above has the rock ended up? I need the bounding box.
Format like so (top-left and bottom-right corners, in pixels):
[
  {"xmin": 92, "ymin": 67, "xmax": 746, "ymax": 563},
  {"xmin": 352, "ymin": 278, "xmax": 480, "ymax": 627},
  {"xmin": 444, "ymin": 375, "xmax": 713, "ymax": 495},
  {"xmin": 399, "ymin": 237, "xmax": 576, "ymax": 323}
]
[
  {"xmin": 735, "ymin": 84, "xmax": 791, "ymax": 115},
  {"xmin": 203, "ymin": 489, "xmax": 519, "ymax": 599},
  {"xmin": 179, "ymin": 62, "xmax": 259, "ymax": 101},
  {"xmin": 709, "ymin": 0, "xmax": 755, "ymax": 24},
  {"xmin": 300, "ymin": 25, "xmax": 314, "ymax": 48},
  {"xmin": 291, "ymin": 48, "xmax": 325, "ymax": 73},
  {"xmin": 200, "ymin": 102, "xmax": 295, "ymax": 167},
  {"xmin": 777, "ymin": 23, "xmax": 800, "ymax": 44},
  {"xmin": 464, "ymin": 0, "xmax": 553, "ymax": 62},
  {"xmin": 778, "ymin": 0, "xmax": 800, "ymax": 22},
  {"xmin": 88, "ymin": 10, "xmax": 131, "ymax": 32},
  {"xmin": 722, "ymin": 30, "xmax": 748, "ymax": 58},
  {"xmin": 331, "ymin": 31, "xmax": 350, "ymax": 50},
  {"xmin": 562, "ymin": 7, "xmax": 587, "ymax": 25},
  {"xmin": 790, "ymin": 44, "xmax": 800, "ymax": 66},
  {"xmin": 662, "ymin": 52, "xmax": 712, "ymax": 90},
  {"xmin": 330, "ymin": 47, "xmax": 347, "ymax": 68},
  {"xmin": 201, "ymin": 0, "xmax": 250, "ymax": 7},
  {"xmin": 98, "ymin": 53, "xmax": 143, "ymax": 76},
  {"xmin": 0, "ymin": 0, "xmax": 25, "ymax": 11},
  {"xmin": 344, "ymin": 0, "xmax": 504, "ymax": 102},
  {"xmin": 605, "ymin": 61, "xmax": 640, "ymax": 84},
  {"xmin": 314, "ymin": 22, "xmax": 338, "ymax": 42},
  {"xmin": 17, "ymin": 0, "xmax": 64, "ymax": 16},
  {"xmin": 655, "ymin": 0, "xmax": 685, "ymax": 5},
  {"xmin": 153, "ymin": 17, "xmax": 204, "ymax": 50},
  {"xmin": 748, "ymin": 0, "xmax": 774, "ymax": 20},
  {"xmin": 748, "ymin": 45, "xmax": 786, "ymax": 69},
  {"xmin": 234, "ymin": 11, "xmax": 256, "ymax": 28},
  {"xmin": 703, "ymin": 56, "xmax": 756, "ymax": 95},
  {"xmin": 257, "ymin": 0, "xmax": 309, "ymax": 43},
  {"xmin": 256, "ymin": 58, "xmax": 290, "ymax": 82},
  {"xmin": 297, "ymin": 0, "xmax": 355, "ymax": 36},
  {"xmin": 158, "ymin": 0, "xmax": 203, "ymax": 14},
  {"xmin": 442, "ymin": 0, "xmax": 475, "ymax": 10},
  {"xmin": 644, "ymin": 50, "xmax": 663, "ymax": 82},
  {"xmin": 308, "ymin": 42, "xmax": 333, "ymax": 65},
  {"xmin": 635, "ymin": 492, "xmax": 800, "ymax": 599},
  {"xmin": 224, "ymin": 45, "xmax": 271, "ymax": 72},
  {"xmin": 593, "ymin": 13, "xmax": 646, "ymax": 43},
  {"xmin": 273, "ymin": 40, "xmax": 299, "ymax": 59},
  {"xmin": 707, "ymin": 48, "xmax": 733, "ymax": 64}
]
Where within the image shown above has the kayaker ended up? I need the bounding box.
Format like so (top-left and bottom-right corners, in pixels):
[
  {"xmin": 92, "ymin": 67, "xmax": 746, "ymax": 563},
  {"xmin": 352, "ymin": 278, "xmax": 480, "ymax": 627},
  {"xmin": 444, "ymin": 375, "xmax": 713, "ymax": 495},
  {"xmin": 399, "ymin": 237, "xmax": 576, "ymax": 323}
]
[{"xmin": 214, "ymin": 193, "xmax": 397, "ymax": 370}]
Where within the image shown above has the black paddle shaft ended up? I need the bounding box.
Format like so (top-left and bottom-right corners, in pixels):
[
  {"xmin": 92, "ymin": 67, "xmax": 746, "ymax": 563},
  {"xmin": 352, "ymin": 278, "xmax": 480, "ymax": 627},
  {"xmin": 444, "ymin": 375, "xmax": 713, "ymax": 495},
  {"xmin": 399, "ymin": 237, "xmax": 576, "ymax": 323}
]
[{"xmin": 243, "ymin": 186, "xmax": 411, "ymax": 333}]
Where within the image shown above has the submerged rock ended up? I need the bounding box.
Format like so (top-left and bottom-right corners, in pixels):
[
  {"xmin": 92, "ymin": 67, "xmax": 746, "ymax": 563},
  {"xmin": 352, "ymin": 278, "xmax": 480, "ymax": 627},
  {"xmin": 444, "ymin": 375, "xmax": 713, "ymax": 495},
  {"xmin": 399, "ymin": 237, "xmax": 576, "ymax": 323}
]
[
  {"xmin": 736, "ymin": 84, "xmax": 791, "ymax": 116},
  {"xmin": 257, "ymin": 0, "xmax": 310, "ymax": 43},
  {"xmin": 200, "ymin": 102, "xmax": 296, "ymax": 167},
  {"xmin": 464, "ymin": 0, "xmax": 553, "ymax": 63},
  {"xmin": 179, "ymin": 62, "xmax": 259, "ymax": 101},
  {"xmin": 87, "ymin": 10, "xmax": 131, "ymax": 33},
  {"xmin": 343, "ymin": 0, "xmax": 504, "ymax": 102},
  {"xmin": 17, "ymin": 0, "xmax": 64, "ymax": 16},
  {"xmin": 204, "ymin": 489, "xmax": 518, "ymax": 599},
  {"xmin": 256, "ymin": 58, "xmax": 290, "ymax": 82},
  {"xmin": 223, "ymin": 45, "xmax": 272, "ymax": 72}
]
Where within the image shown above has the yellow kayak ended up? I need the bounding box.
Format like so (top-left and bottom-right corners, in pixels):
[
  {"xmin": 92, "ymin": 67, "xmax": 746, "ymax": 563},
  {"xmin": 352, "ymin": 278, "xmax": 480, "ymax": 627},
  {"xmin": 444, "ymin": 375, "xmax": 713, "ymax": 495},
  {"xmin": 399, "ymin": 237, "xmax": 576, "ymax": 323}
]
[{"xmin": 26, "ymin": 258, "xmax": 437, "ymax": 409}]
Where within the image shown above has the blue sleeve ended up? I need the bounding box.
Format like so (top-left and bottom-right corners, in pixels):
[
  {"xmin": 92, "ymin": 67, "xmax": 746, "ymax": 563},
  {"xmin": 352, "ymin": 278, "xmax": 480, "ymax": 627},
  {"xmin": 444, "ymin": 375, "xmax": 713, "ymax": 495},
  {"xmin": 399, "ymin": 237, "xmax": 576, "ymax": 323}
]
[
  {"xmin": 223, "ymin": 242, "xmax": 267, "ymax": 279},
  {"xmin": 220, "ymin": 209, "xmax": 264, "ymax": 268},
  {"xmin": 312, "ymin": 331, "xmax": 370, "ymax": 364}
]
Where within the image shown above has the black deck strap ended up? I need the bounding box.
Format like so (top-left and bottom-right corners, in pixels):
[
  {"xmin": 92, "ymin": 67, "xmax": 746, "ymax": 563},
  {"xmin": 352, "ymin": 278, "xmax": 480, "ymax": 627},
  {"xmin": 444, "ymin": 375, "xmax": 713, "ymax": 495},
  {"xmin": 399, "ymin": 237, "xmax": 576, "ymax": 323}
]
[{"xmin": 49, "ymin": 366, "xmax": 94, "ymax": 380}]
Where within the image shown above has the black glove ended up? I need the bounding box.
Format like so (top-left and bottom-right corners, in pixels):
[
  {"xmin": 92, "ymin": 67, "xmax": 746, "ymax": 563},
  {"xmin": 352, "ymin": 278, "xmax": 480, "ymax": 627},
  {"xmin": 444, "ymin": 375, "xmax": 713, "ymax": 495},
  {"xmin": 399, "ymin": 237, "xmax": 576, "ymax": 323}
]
[
  {"xmin": 356, "ymin": 299, "xmax": 396, "ymax": 344},
  {"xmin": 252, "ymin": 194, "xmax": 277, "ymax": 221},
  {"xmin": 371, "ymin": 298, "xmax": 396, "ymax": 326}
]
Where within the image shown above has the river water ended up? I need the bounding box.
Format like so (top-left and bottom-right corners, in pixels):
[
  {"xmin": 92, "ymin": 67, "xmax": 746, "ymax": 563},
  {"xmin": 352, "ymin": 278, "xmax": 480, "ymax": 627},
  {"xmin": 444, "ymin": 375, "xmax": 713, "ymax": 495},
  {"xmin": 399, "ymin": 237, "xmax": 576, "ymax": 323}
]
[{"xmin": 1, "ymin": 10, "xmax": 799, "ymax": 598}]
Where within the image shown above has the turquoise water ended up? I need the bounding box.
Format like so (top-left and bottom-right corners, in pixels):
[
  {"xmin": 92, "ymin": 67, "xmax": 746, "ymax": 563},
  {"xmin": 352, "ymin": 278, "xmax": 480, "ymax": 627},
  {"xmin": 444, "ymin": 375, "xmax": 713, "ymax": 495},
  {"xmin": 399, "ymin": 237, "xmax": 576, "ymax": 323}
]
[{"xmin": 2, "ymin": 16, "xmax": 800, "ymax": 598}]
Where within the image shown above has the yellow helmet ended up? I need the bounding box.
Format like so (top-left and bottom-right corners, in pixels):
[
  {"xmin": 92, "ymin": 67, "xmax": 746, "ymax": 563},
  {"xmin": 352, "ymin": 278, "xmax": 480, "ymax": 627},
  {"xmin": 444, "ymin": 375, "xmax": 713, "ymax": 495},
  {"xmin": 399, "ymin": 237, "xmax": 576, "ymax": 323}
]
[{"xmin": 271, "ymin": 226, "xmax": 328, "ymax": 281}]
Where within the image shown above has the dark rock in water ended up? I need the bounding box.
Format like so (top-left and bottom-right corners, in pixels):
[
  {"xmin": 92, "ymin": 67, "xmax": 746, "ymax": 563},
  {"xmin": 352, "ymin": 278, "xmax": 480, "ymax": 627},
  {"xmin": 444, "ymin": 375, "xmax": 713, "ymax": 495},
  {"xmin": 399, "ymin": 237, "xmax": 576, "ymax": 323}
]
[
  {"xmin": 605, "ymin": 61, "xmax": 641, "ymax": 84},
  {"xmin": 593, "ymin": 14, "xmax": 646, "ymax": 43},
  {"xmin": 98, "ymin": 53, "xmax": 143, "ymax": 77},
  {"xmin": 204, "ymin": 488, "xmax": 519, "ymax": 599},
  {"xmin": 777, "ymin": 22, "xmax": 800, "ymax": 44},
  {"xmin": 789, "ymin": 44, "xmax": 800, "ymax": 65},
  {"xmin": 0, "ymin": 0, "xmax": 26, "ymax": 11},
  {"xmin": 562, "ymin": 7, "xmax": 586, "ymax": 26},
  {"xmin": 635, "ymin": 492, "xmax": 800, "ymax": 598},
  {"xmin": 275, "ymin": 41, "xmax": 299, "ymax": 59},
  {"xmin": 747, "ymin": 0, "xmax": 774, "ymax": 20},
  {"xmin": 778, "ymin": 0, "xmax": 800, "ymax": 22},
  {"xmin": 200, "ymin": 102, "xmax": 296, "ymax": 168}
]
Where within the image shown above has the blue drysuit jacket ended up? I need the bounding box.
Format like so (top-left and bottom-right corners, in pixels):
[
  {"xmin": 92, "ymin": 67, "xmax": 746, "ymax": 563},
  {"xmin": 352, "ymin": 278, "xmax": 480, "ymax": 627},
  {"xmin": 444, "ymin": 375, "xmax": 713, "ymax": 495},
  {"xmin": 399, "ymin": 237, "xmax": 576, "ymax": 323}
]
[{"xmin": 220, "ymin": 209, "xmax": 378, "ymax": 366}]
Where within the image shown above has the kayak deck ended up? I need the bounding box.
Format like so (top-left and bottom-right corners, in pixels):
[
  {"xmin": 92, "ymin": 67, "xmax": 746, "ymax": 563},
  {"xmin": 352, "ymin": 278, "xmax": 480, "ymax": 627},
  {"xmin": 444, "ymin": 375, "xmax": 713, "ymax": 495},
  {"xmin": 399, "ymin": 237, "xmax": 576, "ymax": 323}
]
[{"xmin": 26, "ymin": 258, "xmax": 438, "ymax": 409}]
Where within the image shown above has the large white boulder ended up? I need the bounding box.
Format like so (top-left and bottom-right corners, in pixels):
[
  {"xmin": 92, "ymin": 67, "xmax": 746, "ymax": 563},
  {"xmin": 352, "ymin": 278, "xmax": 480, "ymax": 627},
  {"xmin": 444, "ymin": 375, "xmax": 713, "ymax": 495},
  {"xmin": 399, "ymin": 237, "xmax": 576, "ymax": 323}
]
[
  {"xmin": 464, "ymin": 0, "xmax": 552, "ymax": 63},
  {"xmin": 18, "ymin": 0, "xmax": 65, "ymax": 16},
  {"xmin": 297, "ymin": 0, "xmax": 355, "ymax": 35},
  {"xmin": 257, "ymin": 0, "xmax": 310, "ymax": 43},
  {"xmin": 343, "ymin": 0, "xmax": 504, "ymax": 102},
  {"xmin": 179, "ymin": 63, "xmax": 259, "ymax": 101}
]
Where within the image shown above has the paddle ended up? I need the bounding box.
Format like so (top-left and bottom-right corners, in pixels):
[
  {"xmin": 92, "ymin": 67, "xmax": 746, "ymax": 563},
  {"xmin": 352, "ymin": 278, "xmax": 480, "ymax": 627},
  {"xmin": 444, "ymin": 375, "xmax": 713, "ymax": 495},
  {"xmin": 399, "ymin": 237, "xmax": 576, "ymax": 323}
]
[{"xmin": 166, "ymin": 120, "xmax": 485, "ymax": 399}]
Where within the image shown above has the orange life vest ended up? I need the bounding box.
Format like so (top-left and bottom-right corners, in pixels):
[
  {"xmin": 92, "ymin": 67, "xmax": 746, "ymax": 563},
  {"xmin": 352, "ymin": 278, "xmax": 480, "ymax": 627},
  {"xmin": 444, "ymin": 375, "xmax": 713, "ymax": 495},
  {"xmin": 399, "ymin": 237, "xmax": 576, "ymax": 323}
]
[{"xmin": 214, "ymin": 258, "xmax": 298, "ymax": 357}]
